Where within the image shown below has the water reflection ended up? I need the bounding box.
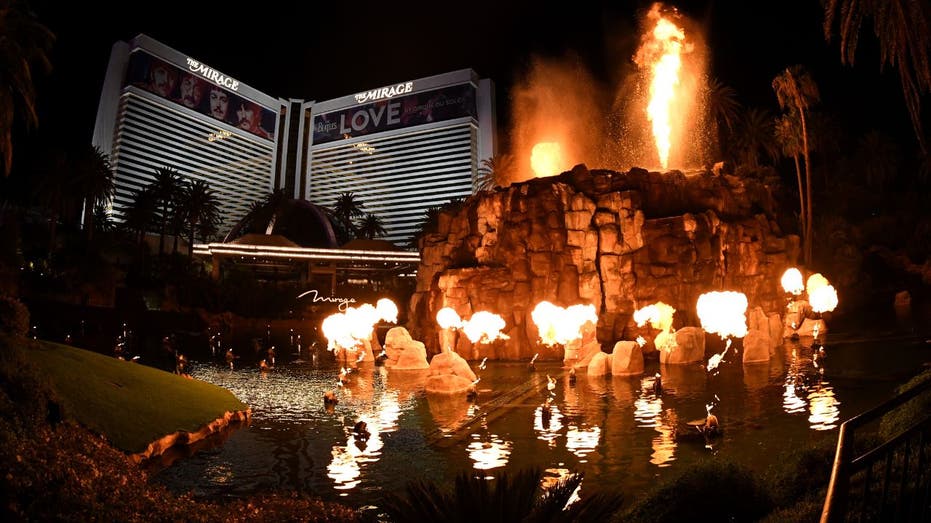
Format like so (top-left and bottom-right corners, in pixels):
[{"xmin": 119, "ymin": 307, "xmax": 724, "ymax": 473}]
[
  {"xmin": 534, "ymin": 402, "xmax": 564, "ymax": 447},
  {"xmin": 160, "ymin": 337, "xmax": 930, "ymax": 509},
  {"xmin": 808, "ymin": 385, "xmax": 840, "ymax": 430},
  {"xmin": 467, "ymin": 433, "xmax": 512, "ymax": 471},
  {"xmin": 633, "ymin": 376, "xmax": 677, "ymax": 467},
  {"xmin": 565, "ymin": 424, "xmax": 601, "ymax": 461}
]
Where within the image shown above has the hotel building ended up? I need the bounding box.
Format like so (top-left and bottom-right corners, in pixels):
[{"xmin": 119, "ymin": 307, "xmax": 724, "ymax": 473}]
[{"xmin": 93, "ymin": 35, "xmax": 496, "ymax": 246}]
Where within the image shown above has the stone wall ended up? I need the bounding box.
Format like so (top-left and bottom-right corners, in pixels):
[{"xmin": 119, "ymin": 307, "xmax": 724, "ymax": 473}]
[{"xmin": 408, "ymin": 165, "xmax": 799, "ymax": 360}]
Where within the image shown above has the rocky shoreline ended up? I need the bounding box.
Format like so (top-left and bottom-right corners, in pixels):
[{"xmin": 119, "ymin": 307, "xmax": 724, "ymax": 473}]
[{"xmin": 130, "ymin": 408, "xmax": 252, "ymax": 464}]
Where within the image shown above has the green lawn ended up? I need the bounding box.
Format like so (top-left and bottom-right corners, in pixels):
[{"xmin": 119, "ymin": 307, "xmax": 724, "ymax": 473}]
[{"xmin": 21, "ymin": 341, "xmax": 248, "ymax": 453}]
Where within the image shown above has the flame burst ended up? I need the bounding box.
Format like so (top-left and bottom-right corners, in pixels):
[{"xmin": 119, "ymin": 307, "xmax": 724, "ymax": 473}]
[
  {"xmin": 780, "ymin": 268, "xmax": 804, "ymax": 295},
  {"xmin": 436, "ymin": 307, "xmax": 510, "ymax": 344},
  {"xmin": 532, "ymin": 301, "xmax": 598, "ymax": 347},
  {"xmin": 322, "ymin": 300, "xmax": 398, "ymax": 351},
  {"xmin": 805, "ymin": 273, "xmax": 838, "ymax": 313},
  {"xmin": 635, "ymin": 3, "xmax": 691, "ymax": 170},
  {"xmin": 696, "ymin": 291, "xmax": 748, "ymax": 340},
  {"xmin": 530, "ymin": 142, "xmax": 564, "ymax": 178}
]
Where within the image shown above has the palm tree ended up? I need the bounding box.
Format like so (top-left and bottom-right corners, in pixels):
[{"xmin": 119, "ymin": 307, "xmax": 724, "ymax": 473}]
[
  {"xmin": 823, "ymin": 0, "xmax": 931, "ymax": 155},
  {"xmin": 734, "ymin": 107, "xmax": 777, "ymax": 170},
  {"xmin": 179, "ymin": 179, "xmax": 220, "ymax": 259},
  {"xmin": 356, "ymin": 212, "xmax": 386, "ymax": 239},
  {"xmin": 72, "ymin": 145, "xmax": 114, "ymax": 242},
  {"xmin": 774, "ymin": 113, "xmax": 806, "ymax": 238},
  {"xmin": 773, "ymin": 66, "xmax": 819, "ymax": 264},
  {"xmin": 121, "ymin": 186, "xmax": 158, "ymax": 250},
  {"xmin": 476, "ymin": 153, "xmax": 518, "ymax": 191},
  {"xmin": 329, "ymin": 191, "xmax": 365, "ymax": 243},
  {"xmin": 379, "ymin": 467, "xmax": 623, "ymax": 523},
  {"xmin": 150, "ymin": 166, "xmax": 183, "ymax": 256},
  {"xmin": 705, "ymin": 77, "xmax": 742, "ymax": 162},
  {"xmin": 0, "ymin": 0, "xmax": 54, "ymax": 177}
]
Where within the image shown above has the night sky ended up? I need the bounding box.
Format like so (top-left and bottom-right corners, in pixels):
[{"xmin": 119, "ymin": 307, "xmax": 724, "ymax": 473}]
[{"xmin": 27, "ymin": 0, "xmax": 914, "ymax": 150}]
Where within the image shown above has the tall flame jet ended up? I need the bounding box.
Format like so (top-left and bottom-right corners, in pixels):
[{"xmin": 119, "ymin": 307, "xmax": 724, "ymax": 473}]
[{"xmin": 635, "ymin": 4, "xmax": 690, "ymax": 170}]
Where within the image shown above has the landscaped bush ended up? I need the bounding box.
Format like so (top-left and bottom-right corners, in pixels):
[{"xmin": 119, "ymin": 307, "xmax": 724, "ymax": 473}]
[
  {"xmin": 762, "ymin": 435, "xmax": 836, "ymax": 508},
  {"xmin": 0, "ymin": 294, "xmax": 29, "ymax": 337},
  {"xmin": 616, "ymin": 459, "xmax": 773, "ymax": 523},
  {"xmin": 0, "ymin": 335, "xmax": 360, "ymax": 522},
  {"xmin": 879, "ymin": 368, "xmax": 931, "ymax": 440}
]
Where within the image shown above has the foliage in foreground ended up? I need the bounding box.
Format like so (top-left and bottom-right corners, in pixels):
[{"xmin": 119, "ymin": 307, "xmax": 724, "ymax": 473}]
[
  {"xmin": 378, "ymin": 467, "xmax": 623, "ymax": 523},
  {"xmin": 0, "ymin": 334, "xmax": 359, "ymax": 522},
  {"xmin": 879, "ymin": 368, "xmax": 931, "ymax": 440},
  {"xmin": 617, "ymin": 459, "xmax": 773, "ymax": 523}
]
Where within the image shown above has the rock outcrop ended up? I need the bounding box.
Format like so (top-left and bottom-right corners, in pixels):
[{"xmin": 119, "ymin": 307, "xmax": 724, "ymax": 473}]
[{"xmin": 409, "ymin": 165, "xmax": 798, "ymax": 360}]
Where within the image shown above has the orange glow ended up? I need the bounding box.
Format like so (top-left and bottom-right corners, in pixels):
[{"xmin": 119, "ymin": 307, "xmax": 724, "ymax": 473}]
[
  {"xmin": 810, "ymin": 285, "xmax": 839, "ymax": 313},
  {"xmin": 322, "ymin": 300, "xmax": 397, "ymax": 351},
  {"xmin": 530, "ymin": 142, "xmax": 564, "ymax": 178},
  {"xmin": 461, "ymin": 311, "xmax": 510, "ymax": 344},
  {"xmin": 436, "ymin": 307, "xmax": 463, "ymax": 330},
  {"xmin": 635, "ymin": 4, "xmax": 690, "ymax": 169},
  {"xmin": 696, "ymin": 291, "xmax": 748, "ymax": 340},
  {"xmin": 531, "ymin": 301, "xmax": 598, "ymax": 347},
  {"xmin": 781, "ymin": 268, "xmax": 804, "ymax": 295}
]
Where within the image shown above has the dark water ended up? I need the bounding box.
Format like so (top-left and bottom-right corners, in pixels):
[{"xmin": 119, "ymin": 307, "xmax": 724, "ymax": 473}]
[{"xmin": 152, "ymin": 329, "xmax": 931, "ymax": 509}]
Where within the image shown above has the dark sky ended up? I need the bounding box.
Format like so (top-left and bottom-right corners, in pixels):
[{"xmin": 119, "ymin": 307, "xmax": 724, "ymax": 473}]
[{"xmin": 28, "ymin": 0, "xmax": 914, "ymax": 149}]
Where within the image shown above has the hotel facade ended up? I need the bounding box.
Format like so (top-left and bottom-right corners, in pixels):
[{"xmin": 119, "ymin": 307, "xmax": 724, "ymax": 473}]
[{"xmin": 94, "ymin": 35, "xmax": 496, "ymax": 246}]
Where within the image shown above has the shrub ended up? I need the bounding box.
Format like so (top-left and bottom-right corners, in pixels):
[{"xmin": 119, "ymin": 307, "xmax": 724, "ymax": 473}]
[
  {"xmin": 0, "ymin": 294, "xmax": 29, "ymax": 337},
  {"xmin": 618, "ymin": 459, "xmax": 773, "ymax": 523},
  {"xmin": 879, "ymin": 369, "xmax": 931, "ymax": 440}
]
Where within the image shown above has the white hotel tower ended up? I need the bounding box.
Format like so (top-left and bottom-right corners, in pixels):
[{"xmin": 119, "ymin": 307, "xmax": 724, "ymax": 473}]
[{"xmin": 94, "ymin": 35, "xmax": 496, "ymax": 247}]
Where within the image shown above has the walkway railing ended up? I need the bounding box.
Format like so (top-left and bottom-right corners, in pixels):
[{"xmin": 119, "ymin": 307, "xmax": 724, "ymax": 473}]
[{"xmin": 821, "ymin": 372, "xmax": 931, "ymax": 522}]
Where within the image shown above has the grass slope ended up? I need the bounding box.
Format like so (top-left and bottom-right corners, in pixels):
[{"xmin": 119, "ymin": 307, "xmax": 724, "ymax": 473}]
[{"xmin": 21, "ymin": 341, "xmax": 247, "ymax": 453}]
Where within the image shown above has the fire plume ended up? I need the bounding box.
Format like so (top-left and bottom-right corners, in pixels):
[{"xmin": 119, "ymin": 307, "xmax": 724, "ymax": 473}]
[
  {"xmin": 780, "ymin": 268, "xmax": 804, "ymax": 295},
  {"xmin": 635, "ymin": 3, "xmax": 690, "ymax": 170},
  {"xmin": 530, "ymin": 142, "xmax": 564, "ymax": 178},
  {"xmin": 532, "ymin": 301, "xmax": 598, "ymax": 347}
]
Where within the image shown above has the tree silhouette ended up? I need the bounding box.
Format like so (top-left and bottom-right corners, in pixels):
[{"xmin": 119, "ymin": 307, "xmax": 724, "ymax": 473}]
[
  {"xmin": 150, "ymin": 166, "xmax": 183, "ymax": 256},
  {"xmin": 329, "ymin": 192, "xmax": 365, "ymax": 243},
  {"xmin": 734, "ymin": 107, "xmax": 777, "ymax": 170},
  {"xmin": 476, "ymin": 154, "xmax": 518, "ymax": 191},
  {"xmin": 72, "ymin": 145, "xmax": 114, "ymax": 242},
  {"xmin": 705, "ymin": 77, "xmax": 742, "ymax": 162},
  {"xmin": 0, "ymin": 0, "xmax": 54, "ymax": 176},
  {"xmin": 824, "ymin": 0, "xmax": 931, "ymax": 155},
  {"xmin": 179, "ymin": 179, "xmax": 220, "ymax": 259},
  {"xmin": 774, "ymin": 112, "xmax": 806, "ymax": 239},
  {"xmin": 356, "ymin": 212, "xmax": 386, "ymax": 239},
  {"xmin": 773, "ymin": 65, "xmax": 820, "ymax": 264}
]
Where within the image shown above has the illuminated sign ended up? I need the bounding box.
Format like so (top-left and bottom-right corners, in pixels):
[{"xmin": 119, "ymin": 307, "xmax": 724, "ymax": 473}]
[
  {"xmin": 313, "ymin": 83, "xmax": 476, "ymax": 145},
  {"xmin": 186, "ymin": 58, "xmax": 240, "ymax": 91},
  {"xmin": 354, "ymin": 82, "xmax": 413, "ymax": 104},
  {"xmin": 298, "ymin": 289, "xmax": 357, "ymax": 311},
  {"xmin": 207, "ymin": 130, "xmax": 233, "ymax": 142}
]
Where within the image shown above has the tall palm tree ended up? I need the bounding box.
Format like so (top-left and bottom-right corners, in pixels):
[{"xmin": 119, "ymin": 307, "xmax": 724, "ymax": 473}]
[
  {"xmin": 774, "ymin": 113, "xmax": 806, "ymax": 239},
  {"xmin": 0, "ymin": 0, "xmax": 54, "ymax": 177},
  {"xmin": 773, "ymin": 66, "xmax": 820, "ymax": 264},
  {"xmin": 150, "ymin": 166, "xmax": 183, "ymax": 256},
  {"xmin": 705, "ymin": 77, "xmax": 742, "ymax": 162},
  {"xmin": 824, "ymin": 0, "xmax": 931, "ymax": 155},
  {"xmin": 476, "ymin": 153, "xmax": 518, "ymax": 191},
  {"xmin": 356, "ymin": 212, "xmax": 386, "ymax": 239},
  {"xmin": 329, "ymin": 191, "xmax": 365, "ymax": 243},
  {"xmin": 179, "ymin": 179, "xmax": 220, "ymax": 259},
  {"xmin": 72, "ymin": 144, "xmax": 114, "ymax": 242},
  {"xmin": 121, "ymin": 186, "xmax": 158, "ymax": 250}
]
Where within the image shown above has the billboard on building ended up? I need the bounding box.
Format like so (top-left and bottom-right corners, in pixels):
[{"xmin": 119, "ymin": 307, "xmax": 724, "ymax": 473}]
[
  {"xmin": 311, "ymin": 83, "xmax": 476, "ymax": 145},
  {"xmin": 125, "ymin": 50, "xmax": 277, "ymax": 141}
]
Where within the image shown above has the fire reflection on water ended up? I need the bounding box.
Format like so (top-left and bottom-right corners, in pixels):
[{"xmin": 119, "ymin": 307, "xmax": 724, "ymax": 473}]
[
  {"xmin": 634, "ymin": 376, "xmax": 677, "ymax": 467},
  {"xmin": 534, "ymin": 403, "xmax": 564, "ymax": 447},
  {"xmin": 467, "ymin": 433, "xmax": 513, "ymax": 471},
  {"xmin": 326, "ymin": 391, "xmax": 401, "ymax": 493}
]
